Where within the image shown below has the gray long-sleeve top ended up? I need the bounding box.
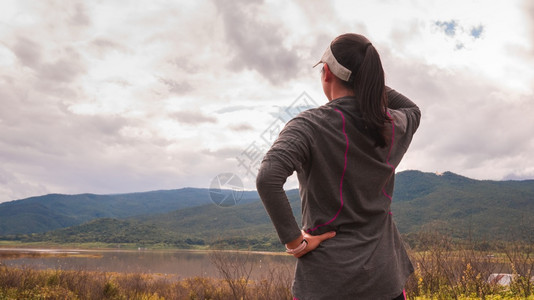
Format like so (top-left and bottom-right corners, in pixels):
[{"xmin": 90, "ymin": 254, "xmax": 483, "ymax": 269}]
[{"xmin": 256, "ymin": 87, "xmax": 421, "ymax": 299}]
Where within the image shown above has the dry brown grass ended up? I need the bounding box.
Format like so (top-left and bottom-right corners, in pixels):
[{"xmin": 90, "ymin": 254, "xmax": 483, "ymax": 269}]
[
  {"xmin": 1, "ymin": 238, "xmax": 533, "ymax": 299},
  {"xmin": 0, "ymin": 261, "xmax": 292, "ymax": 299},
  {"xmin": 405, "ymin": 231, "xmax": 534, "ymax": 299}
]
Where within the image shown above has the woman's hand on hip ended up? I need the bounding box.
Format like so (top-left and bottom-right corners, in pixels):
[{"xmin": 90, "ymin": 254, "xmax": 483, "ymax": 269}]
[{"xmin": 286, "ymin": 230, "xmax": 336, "ymax": 258}]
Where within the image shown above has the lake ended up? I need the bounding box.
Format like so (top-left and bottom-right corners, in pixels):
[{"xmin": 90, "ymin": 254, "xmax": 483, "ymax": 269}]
[{"xmin": 0, "ymin": 248, "xmax": 295, "ymax": 280}]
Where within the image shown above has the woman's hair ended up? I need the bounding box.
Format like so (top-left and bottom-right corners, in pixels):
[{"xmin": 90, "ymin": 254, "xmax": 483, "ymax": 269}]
[{"xmin": 330, "ymin": 33, "xmax": 390, "ymax": 148}]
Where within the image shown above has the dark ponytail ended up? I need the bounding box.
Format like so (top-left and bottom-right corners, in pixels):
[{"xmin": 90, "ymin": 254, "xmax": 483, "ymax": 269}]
[{"xmin": 331, "ymin": 34, "xmax": 391, "ymax": 148}]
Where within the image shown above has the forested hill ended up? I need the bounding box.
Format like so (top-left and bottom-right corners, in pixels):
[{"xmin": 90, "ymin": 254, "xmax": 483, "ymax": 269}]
[
  {"xmin": 1, "ymin": 171, "xmax": 533, "ymax": 245},
  {"xmin": 0, "ymin": 188, "xmax": 259, "ymax": 235},
  {"xmin": 391, "ymin": 171, "xmax": 534, "ymax": 241}
]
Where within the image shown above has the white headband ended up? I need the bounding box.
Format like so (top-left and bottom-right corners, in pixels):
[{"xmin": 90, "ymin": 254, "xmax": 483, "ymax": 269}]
[{"xmin": 312, "ymin": 45, "xmax": 352, "ymax": 82}]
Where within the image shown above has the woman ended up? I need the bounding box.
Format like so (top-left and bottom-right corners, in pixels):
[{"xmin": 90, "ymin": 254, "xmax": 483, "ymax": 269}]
[{"xmin": 256, "ymin": 33, "xmax": 421, "ymax": 299}]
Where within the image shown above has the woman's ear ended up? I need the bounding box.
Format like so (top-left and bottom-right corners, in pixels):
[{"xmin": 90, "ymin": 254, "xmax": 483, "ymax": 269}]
[{"xmin": 322, "ymin": 63, "xmax": 333, "ymax": 82}]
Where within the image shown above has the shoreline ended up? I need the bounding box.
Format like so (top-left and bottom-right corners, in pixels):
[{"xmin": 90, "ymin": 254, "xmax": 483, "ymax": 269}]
[{"xmin": 0, "ymin": 242, "xmax": 288, "ymax": 256}]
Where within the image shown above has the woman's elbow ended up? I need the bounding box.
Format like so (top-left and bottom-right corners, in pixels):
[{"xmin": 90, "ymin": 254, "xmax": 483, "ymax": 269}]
[
  {"xmin": 256, "ymin": 165, "xmax": 270, "ymax": 194},
  {"xmin": 256, "ymin": 161, "xmax": 286, "ymax": 195}
]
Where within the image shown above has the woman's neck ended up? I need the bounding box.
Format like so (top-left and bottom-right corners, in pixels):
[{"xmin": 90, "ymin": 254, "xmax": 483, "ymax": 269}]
[{"xmin": 327, "ymin": 82, "xmax": 355, "ymax": 101}]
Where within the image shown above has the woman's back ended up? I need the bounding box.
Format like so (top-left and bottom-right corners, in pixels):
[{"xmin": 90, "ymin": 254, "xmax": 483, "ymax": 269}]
[
  {"xmin": 258, "ymin": 88, "xmax": 420, "ymax": 299},
  {"xmin": 256, "ymin": 33, "xmax": 421, "ymax": 299}
]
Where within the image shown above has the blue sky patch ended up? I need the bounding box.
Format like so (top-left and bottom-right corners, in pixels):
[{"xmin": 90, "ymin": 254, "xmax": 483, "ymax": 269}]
[
  {"xmin": 470, "ymin": 25, "xmax": 484, "ymax": 38},
  {"xmin": 435, "ymin": 20, "xmax": 457, "ymax": 36}
]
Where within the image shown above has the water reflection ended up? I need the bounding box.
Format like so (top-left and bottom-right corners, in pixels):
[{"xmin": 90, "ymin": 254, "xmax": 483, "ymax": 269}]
[{"xmin": 0, "ymin": 248, "xmax": 295, "ymax": 280}]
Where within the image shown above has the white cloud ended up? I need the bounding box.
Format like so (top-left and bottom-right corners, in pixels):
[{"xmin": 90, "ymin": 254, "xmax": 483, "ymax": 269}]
[{"xmin": 0, "ymin": 0, "xmax": 533, "ymax": 202}]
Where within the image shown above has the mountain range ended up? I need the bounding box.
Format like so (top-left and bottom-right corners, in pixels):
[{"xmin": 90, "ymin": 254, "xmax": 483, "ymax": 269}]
[
  {"xmin": 1, "ymin": 170, "xmax": 533, "ymax": 250},
  {"xmin": 0, "ymin": 188, "xmax": 259, "ymax": 235}
]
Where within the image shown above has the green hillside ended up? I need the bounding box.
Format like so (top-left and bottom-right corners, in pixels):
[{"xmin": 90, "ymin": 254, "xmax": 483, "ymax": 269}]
[
  {"xmin": 15, "ymin": 190, "xmax": 300, "ymax": 251},
  {"xmin": 135, "ymin": 189, "xmax": 302, "ymax": 247},
  {"xmin": 0, "ymin": 188, "xmax": 259, "ymax": 235},
  {"xmin": 31, "ymin": 218, "xmax": 177, "ymax": 245},
  {"xmin": 2, "ymin": 171, "xmax": 533, "ymax": 249},
  {"xmin": 391, "ymin": 171, "xmax": 534, "ymax": 241}
]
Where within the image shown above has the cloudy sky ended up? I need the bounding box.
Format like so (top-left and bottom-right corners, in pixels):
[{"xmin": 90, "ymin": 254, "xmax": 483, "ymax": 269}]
[{"xmin": 1, "ymin": 0, "xmax": 533, "ymax": 202}]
